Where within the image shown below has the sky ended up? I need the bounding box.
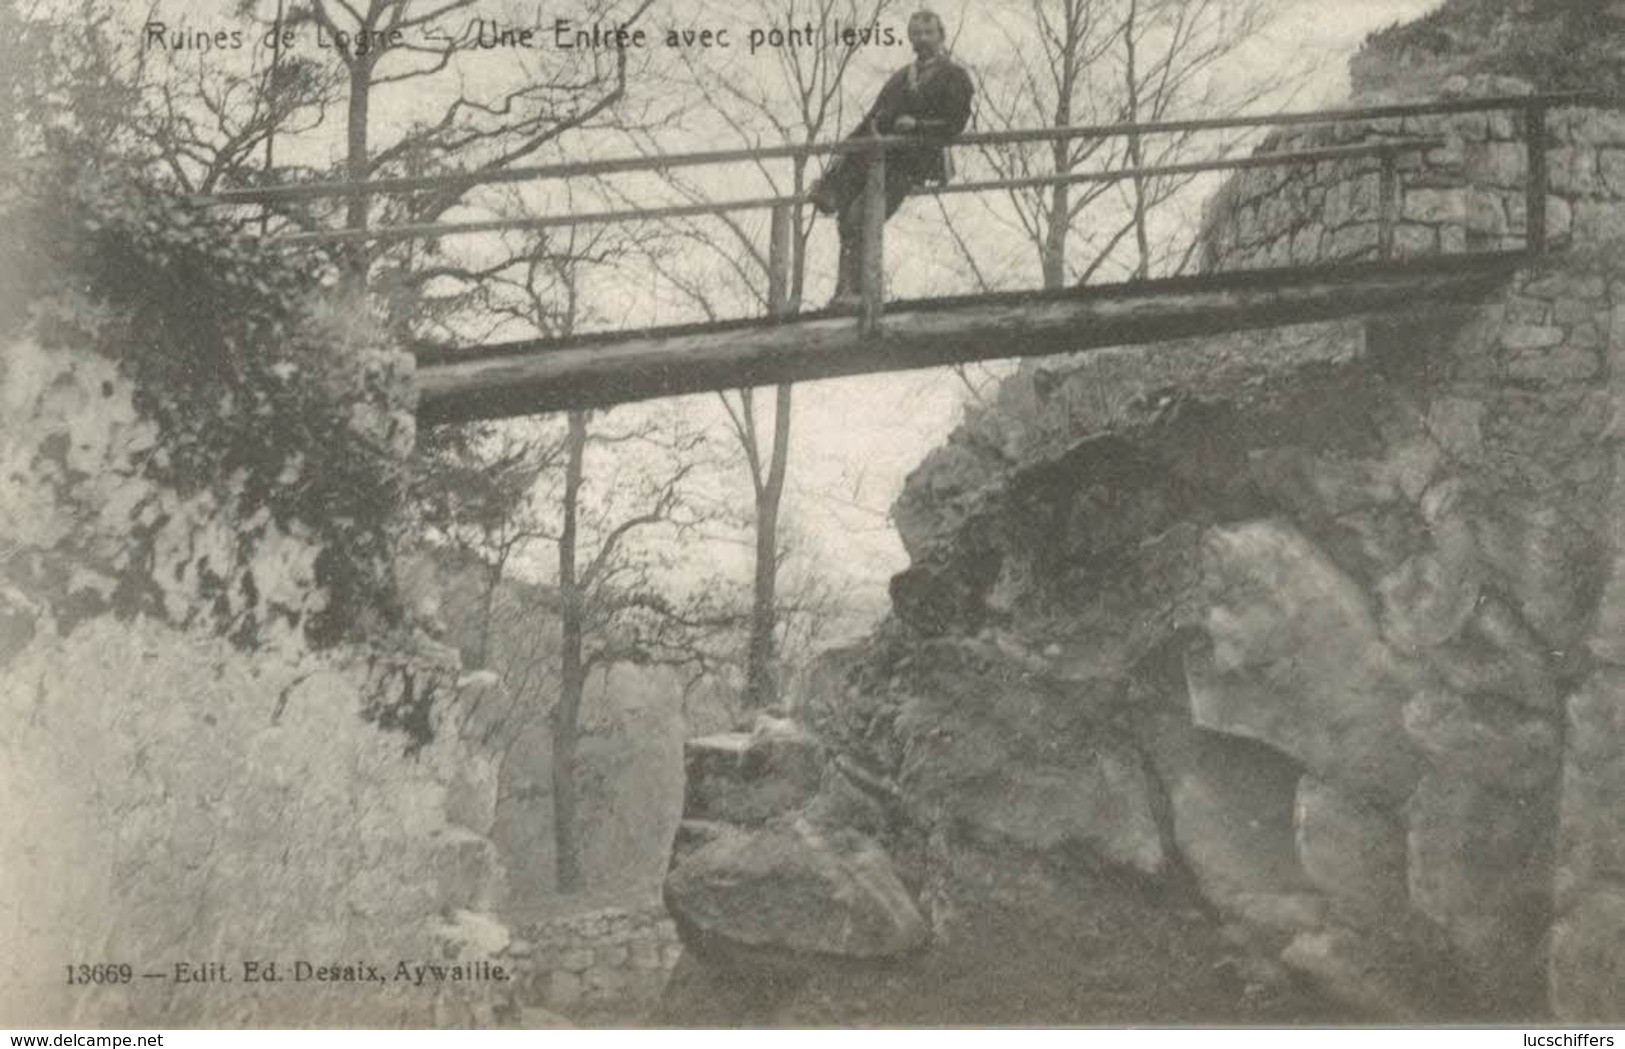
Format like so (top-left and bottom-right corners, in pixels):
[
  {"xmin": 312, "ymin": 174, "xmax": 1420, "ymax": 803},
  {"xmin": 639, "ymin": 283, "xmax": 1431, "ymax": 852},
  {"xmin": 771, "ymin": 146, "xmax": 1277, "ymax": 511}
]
[
  {"xmin": 1281, "ymin": 0, "xmax": 1441, "ymax": 64},
  {"xmin": 104, "ymin": 0, "xmax": 1448, "ymax": 637}
]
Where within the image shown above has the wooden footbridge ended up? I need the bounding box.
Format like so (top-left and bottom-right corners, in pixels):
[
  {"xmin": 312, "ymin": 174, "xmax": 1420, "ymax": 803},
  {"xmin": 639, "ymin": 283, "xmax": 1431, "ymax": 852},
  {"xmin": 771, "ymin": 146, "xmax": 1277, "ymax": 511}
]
[{"xmin": 203, "ymin": 92, "xmax": 1602, "ymax": 424}]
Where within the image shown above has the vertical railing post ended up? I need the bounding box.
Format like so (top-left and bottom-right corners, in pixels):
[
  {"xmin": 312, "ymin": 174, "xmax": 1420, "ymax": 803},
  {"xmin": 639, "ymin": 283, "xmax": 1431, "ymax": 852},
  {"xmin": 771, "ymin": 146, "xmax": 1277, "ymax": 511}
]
[
  {"xmin": 1377, "ymin": 144, "xmax": 1397, "ymax": 260},
  {"xmin": 768, "ymin": 201, "xmax": 791, "ymax": 319},
  {"xmin": 1525, "ymin": 100, "xmax": 1549, "ymax": 256},
  {"xmin": 859, "ymin": 135, "xmax": 887, "ymax": 336}
]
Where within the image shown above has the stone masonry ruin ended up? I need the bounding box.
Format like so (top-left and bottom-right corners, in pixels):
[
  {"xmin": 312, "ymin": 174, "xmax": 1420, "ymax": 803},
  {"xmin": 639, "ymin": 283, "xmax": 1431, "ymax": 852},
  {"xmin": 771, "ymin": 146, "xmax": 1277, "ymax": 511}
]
[
  {"xmin": 507, "ymin": 903, "xmax": 682, "ymax": 1022},
  {"xmin": 656, "ymin": 80, "xmax": 1625, "ymax": 1025}
]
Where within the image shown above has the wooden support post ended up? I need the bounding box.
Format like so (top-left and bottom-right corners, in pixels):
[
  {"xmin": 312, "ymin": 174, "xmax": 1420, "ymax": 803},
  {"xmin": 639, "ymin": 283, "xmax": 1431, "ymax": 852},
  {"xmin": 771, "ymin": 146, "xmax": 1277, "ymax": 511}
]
[
  {"xmin": 1525, "ymin": 100, "xmax": 1549, "ymax": 256},
  {"xmin": 768, "ymin": 202, "xmax": 792, "ymax": 319},
  {"xmin": 860, "ymin": 138, "xmax": 886, "ymax": 336},
  {"xmin": 1378, "ymin": 145, "xmax": 1397, "ymax": 260}
]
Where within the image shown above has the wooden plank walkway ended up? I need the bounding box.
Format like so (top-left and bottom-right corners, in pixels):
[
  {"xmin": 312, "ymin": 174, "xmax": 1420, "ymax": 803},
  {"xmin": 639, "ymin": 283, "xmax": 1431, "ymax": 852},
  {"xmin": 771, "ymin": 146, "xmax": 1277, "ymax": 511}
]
[{"xmin": 415, "ymin": 251, "xmax": 1527, "ymax": 424}]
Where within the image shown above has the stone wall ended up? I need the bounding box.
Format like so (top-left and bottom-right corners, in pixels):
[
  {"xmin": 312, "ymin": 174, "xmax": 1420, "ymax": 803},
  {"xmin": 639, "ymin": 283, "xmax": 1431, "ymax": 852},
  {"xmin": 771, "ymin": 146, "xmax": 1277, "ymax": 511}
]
[
  {"xmin": 1199, "ymin": 99, "xmax": 1625, "ymax": 1022},
  {"xmin": 1198, "ymin": 79, "xmax": 1625, "ymax": 274},
  {"xmin": 507, "ymin": 903, "xmax": 681, "ymax": 1022}
]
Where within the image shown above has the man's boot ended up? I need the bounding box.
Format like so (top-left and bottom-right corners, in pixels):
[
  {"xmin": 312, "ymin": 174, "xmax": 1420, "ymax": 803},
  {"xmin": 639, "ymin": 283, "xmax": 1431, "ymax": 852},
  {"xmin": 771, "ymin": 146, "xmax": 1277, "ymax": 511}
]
[{"xmin": 827, "ymin": 227, "xmax": 863, "ymax": 313}]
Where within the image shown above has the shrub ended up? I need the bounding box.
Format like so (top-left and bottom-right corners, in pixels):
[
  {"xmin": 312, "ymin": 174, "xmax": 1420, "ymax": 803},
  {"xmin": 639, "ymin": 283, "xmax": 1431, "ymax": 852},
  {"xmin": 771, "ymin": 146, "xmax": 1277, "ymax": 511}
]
[{"xmin": 1, "ymin": 154, "xmax": 415, "ymax": 651}]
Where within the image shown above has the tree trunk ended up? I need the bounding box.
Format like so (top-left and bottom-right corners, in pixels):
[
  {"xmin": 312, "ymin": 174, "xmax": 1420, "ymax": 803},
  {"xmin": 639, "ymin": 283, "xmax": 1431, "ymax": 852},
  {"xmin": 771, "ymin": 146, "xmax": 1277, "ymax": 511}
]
[
  {"xmin": 744, "ymin": 383, "xmax": 792, "ymax": 710},
  {"xmin": 790, "ymin": 155, "xmax": 809, "ymax": 312},
  {"xmin": 742, "ymin": 187, "xmax": 805, "ymax": 712},
  {"xmin": 472, "ymin": 559, "xmax": 499, "ymax": 670},
  {"xmin": 1043, "ymin": 10, "xmax": 1077, "ymax": 291},
  {"xmin": 552, "ymin": 409, "xmax": 588, "ymax": 893},
  {"xmin": 1043, "ymin": 181, "xmax": 1070, "ymax": 289},
  {"xmin": 1124, "ymin": 0, "xmax": 1151, "ymax": 280},
  {"xmin": 342, "ymin": 60, "xmax": 373, "ymax": 284}
]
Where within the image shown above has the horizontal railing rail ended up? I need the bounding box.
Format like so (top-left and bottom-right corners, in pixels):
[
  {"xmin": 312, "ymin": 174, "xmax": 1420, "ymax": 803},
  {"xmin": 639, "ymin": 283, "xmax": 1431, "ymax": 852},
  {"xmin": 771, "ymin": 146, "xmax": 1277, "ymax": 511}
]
[
  {"xmin": 195, "ymin": 90, "xmax": 1625, "ymax": 338},
  {"xmin": 272, "ymin": 138, "xmax": 1445, "ymax": 247},
  {"xmin": 197, "ymin": 90, "xmax": 1608, "ymax": 206}
]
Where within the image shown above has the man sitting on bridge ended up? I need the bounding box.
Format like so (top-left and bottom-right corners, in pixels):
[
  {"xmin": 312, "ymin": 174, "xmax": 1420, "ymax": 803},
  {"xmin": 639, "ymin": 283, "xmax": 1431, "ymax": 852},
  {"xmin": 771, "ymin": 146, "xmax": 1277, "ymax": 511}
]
[{"xmin": 810, "ymin": 9, "xmax": 974, "ymax": 312}]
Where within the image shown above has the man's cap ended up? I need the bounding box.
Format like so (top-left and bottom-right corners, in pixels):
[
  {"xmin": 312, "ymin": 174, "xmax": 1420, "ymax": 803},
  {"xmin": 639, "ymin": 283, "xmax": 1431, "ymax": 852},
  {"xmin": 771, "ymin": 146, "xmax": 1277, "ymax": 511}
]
[{"xmin": 908, "ymin": 9, "xmax": 946, "ymax": 32}]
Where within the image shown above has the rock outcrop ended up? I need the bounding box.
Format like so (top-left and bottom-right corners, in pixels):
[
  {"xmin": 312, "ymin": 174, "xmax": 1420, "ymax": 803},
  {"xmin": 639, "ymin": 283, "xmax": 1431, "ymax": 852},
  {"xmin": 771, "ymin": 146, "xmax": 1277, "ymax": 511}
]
[
  {"xmin": 506, "ymin": 902, "xmax": 683, "ymax": 1022},
  {"xmin": 666, "ymin": 816, "xmax": 928, "ymax": 961},
  {"xmin": 659, "ymin": 87, "xmax": 1625, "ymax": 1025}
]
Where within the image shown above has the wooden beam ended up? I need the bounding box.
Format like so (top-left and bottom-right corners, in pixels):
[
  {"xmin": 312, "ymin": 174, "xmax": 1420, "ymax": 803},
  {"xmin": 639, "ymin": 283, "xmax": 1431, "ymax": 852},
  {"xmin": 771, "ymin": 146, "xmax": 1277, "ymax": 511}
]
[
  {"xmin": 1525, "ymin": 100, "xmax": 1549, "ymax": 256},
  {"xmin": 767, "ymin": 203, "xmax": 792, "ymax": 319},
  {"xmin": 859, "ymin": 143, "xmax": 886, "ymax": 336},
  {"xmin": 1378, "ymin": 146, "xmax": 1398, "ymax": 259},
  {"xmin": 416, "ymin": 252, "xmax": 1526, "ymax": 425}
]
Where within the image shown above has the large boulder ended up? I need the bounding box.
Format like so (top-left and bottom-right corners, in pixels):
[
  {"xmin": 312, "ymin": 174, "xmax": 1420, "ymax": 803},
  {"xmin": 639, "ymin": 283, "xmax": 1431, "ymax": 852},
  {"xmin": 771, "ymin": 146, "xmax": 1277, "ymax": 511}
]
[
  {"xmin": 1140, "ymin": 714, "xmax": 1320, "ymax": 934},
  {"xmin": 1555, "ymin": 669, "xmax": 1625, "ymax": 913},
  {"xmin": 1548, "ymin": 887, "xmax": 1625, "ymax": 1024},
  {"xmin": 1400, "ymin": 684, "xmax": 1560, "ymax": 1008},
  {"xmin": 1549, "ymin": 668, "xmax": 1625, "ymax": 1022},
  {"xmin": 1474, "ymin": 497, "xmax": 1602, "ymax": 658},
  {"xmin": 1295, "ymin": 775, "xmax": 1409, "ymax": 927},
  {"xmin": 1406, "ymin": 771, "xmax": 1557, "ymax": 1011},
  {"xmin": 942, "ymin": 757, "xmax": 1166, "ymax": 874},
  {"xmin": 1186, "ymin": 519, "xmax": 1427, "ymax": 806},
  {"xmin": 1430, "ymin": 596, "xmax": 1561, "ymax": 715},
  {"xmin": 1281, "ymin": 927, "xmax": 1452, "ymax": 1022},
  {"xmin": 1375, "ymin": 489, "xmax": 1483, "ymax": 653},
  {"xmin": 663, "ymin": 817, "xmax": 928, "ymax": 961},
  {"xmin": 892, "ymin": 439, "xmax": 1004, "ymax": 564},
  {"xmin": 1402, "ymin": 689, "xmax": 1560, "ymax": 795},
  {"xmin": 892, "ymin": 641, "xmax": 1164, "ymax": 874}
]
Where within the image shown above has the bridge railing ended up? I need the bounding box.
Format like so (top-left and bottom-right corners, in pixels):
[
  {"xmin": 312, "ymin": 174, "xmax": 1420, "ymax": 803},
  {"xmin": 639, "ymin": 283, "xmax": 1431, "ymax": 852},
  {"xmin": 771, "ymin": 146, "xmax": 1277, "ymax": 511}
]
[{"xmin": 199, "ymin": 90, "xmax": 1613, "ymax": 336}]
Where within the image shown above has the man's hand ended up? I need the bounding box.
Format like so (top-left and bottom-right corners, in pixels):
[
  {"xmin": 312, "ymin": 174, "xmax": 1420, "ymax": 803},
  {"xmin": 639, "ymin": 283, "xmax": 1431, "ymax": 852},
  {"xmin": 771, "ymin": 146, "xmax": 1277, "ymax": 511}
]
[{"xmin": 893, "ymin": 115, "xmax": 918, "ymax": 132}]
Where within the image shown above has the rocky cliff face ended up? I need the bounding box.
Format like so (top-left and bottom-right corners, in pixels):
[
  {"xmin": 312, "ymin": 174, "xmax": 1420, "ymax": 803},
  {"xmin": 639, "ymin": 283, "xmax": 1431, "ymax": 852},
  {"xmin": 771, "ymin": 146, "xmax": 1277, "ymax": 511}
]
[
  {"xmin": 656, "ymin": 91, "xmax": 1625, "ymax": 1025},
  {"xmin": 0, "ymin": 207, "xmax": 521, "ymax": 1026}
]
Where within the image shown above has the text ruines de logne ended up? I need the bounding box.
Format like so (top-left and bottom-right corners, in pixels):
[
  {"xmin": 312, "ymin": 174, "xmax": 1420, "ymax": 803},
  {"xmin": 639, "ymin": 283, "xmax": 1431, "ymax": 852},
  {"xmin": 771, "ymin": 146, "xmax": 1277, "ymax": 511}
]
[{"xmin": 142, "ymin": 17, "xmax": 902, "ymax": 57}]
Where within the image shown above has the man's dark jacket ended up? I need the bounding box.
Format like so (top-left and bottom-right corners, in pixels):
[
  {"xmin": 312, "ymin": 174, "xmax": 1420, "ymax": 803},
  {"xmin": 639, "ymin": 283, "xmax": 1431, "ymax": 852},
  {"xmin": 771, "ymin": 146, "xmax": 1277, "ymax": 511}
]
[{"xmin": 814, "ymin": 56, "xmax": 975, "ymax": 212}]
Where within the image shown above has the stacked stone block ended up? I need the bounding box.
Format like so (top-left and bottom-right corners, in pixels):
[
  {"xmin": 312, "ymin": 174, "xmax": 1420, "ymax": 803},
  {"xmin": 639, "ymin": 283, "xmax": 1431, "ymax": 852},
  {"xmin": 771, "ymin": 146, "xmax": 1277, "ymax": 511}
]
[
  {"xmin": 508, "ymin": 904, "xmax": 681, "ymax": 1022},
  {"xmin": 1199, "ymin": 89, "xmax": 1625, "ymax": 275}
]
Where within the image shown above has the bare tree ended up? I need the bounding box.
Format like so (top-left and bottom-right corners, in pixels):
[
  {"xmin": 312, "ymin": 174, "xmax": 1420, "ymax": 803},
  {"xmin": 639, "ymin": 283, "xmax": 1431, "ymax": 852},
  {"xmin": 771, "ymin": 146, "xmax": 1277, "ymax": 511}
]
[
  {"xmin": 966, "ymin": 0, "xmax": 1303, "ymax": 289},
  {"xmin": 277, "ymin": 0, "xmax": 657, "ymax": 303},
  {"xmin": 8, "ymin": 0, "xmax": 339, "ymax": 208},
  {"xmin": 474, "ymin": 221, "xmax": 739, "ymax": 891},
  {"xmin": 722, "ymin": 386, "xmax": 792, "ymax": 710},
  {"xmin": 548, "ymin": 403, "xmax": 746, "ymax": 890},
  {"xmin": 414, "ymin": 424, "xmax": 562, "ymax": 669},
  {"xmin": 614, "ymin": 0, "xmax": 895, "ymax": 711}
]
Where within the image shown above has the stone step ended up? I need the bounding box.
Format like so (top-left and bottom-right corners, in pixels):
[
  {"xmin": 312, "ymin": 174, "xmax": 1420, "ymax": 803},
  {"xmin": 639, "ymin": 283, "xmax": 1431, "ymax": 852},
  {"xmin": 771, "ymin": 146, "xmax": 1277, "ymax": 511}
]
[{"xmin": 682, "ymin": 723, "xmax": 824, "ymax": 826}]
